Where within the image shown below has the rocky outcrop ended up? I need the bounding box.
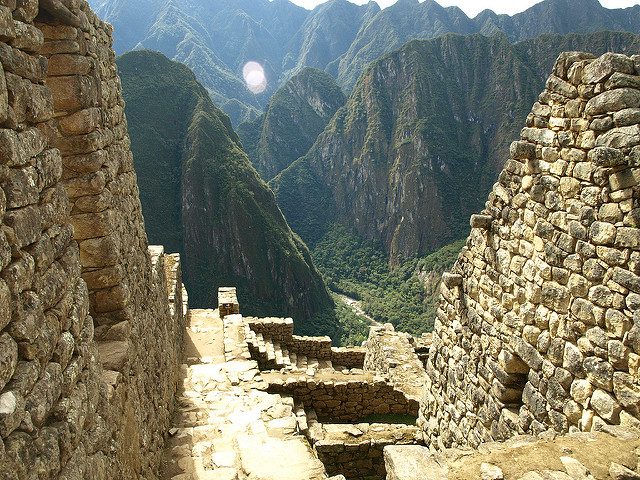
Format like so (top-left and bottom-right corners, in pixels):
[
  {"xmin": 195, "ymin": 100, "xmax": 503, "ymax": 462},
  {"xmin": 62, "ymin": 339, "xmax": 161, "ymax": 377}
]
[
  {"xmin": 422, "ymin": 52, "xmax": 640, "ymax": 450},
  {"xmin": 0, "ymin": 1, "xmax": 186, "ymax": 478}
]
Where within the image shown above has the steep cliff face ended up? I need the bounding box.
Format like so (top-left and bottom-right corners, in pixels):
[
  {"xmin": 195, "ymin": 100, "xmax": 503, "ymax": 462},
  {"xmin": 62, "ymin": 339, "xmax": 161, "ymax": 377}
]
[
  {"xmin": 273, "ymin": 32, "xmax": 640, "ymax": 265},
  {"xmin": 284, "ymin": 0, "xmax": 379, "ymax": 75},
  {"xmin": 118, "ymin": 51, "xmax": 336, "ymax": 335},
  {"xmin": 239, "ymin": 68, "xmax": 346, "ymax": 180}
]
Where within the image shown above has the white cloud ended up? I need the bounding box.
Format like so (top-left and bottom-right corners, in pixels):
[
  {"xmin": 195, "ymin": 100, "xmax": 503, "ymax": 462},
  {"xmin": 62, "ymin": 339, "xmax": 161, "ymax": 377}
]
[{"xmin": 287, "ymin": 0, "xmax": 640, "ymax": 17}]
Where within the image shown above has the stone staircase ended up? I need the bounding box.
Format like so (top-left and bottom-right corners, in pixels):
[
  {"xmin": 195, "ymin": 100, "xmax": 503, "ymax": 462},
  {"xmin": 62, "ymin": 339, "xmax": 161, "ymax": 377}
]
[{"xmin": 244, "ymin": 324, "xmax": 339, "ymax": 373}]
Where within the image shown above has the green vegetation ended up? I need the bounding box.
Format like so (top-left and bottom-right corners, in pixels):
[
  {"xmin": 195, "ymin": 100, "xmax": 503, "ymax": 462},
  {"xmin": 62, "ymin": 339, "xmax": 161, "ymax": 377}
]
[
  {"xmin": 119, "ymin": 50, "xmax": 337, "ymax": 337},
  {"xmin": 332, "ymin": 294, "xmax": 371, "ymax": 346},
  {"xmin": 239, "ymin": 68, "xmax": 345, "ymax": 180},
  {"xmin": 312, "ymin": 225, "xmax": 464, "ymax": 336}
]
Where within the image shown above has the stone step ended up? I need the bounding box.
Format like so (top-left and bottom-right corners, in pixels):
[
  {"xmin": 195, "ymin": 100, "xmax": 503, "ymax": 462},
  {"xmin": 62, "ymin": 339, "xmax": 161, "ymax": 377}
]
[
  {"xmin": 280, "ymin": 347, "xmax": 291, "ymax": 366},
  {"xmin": 297, "ymin": 354, "xmax": 307, "ymax": 368},
  {"xmin": 318, "ymin": 359, "xmax": 332, "ymax": 370},
  {"xmin": 256, "ymin": 333, "xmax": 267, "ymax": 354}
]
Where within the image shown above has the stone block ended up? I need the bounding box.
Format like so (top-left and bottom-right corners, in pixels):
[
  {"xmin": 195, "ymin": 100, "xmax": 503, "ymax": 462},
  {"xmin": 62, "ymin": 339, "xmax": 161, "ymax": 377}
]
[
  {"xmin": 596, "ymin": 125, "xmax": 640, "ymax": 149},
  {"xmin": 24, "ymin": 362, "xmax": 62, "ymax": 427},
  {"xmin": 47, "ymin": 54, "xmax": 93, "ymax": 77},
  {"xmin": 615, "ymin": 227, "xmax": 640, "ymax": 249},
  {"xmin": 0, "ymin": 6, "xmax": 15, "ymax": 42},
  {"xmin": 609, "ymin": 463, "xmax": 640, "ymax": 480},
  {"xmin": 470, "ymin": 214, "xmax": 493, "ymax": 229},
  {"xmin": 69, "ymin": 210, "xmax": 114, "ymax": 240},
  {"xmin": 582, "ymin": 53, "xmax": 635, "ymax": 84},
  {"xmin": 510, "ymin": 141, "xmax": 536, "ymax": 160},
  {"xmin": 2, "ymin": 166, "xmax": 39, "ymax": 209},
  {"xmin": 0, "ymin": 333, "xmax": 18, "ymax": 391},
  {"xmin": 585, "ymin": 88, "xmax": 640, "ymax": 116},
  {"xmin": 0, "ymin": 62, "xmax": 7, "ymax": 125},
  {"xmin": 384, "ymin": 445, "xmax": 446, "ymax": 480},
  {"xmin": 14, "ymin": 0, "xmax": 38, "ymax": 23},
  {"xmin": 0, "ymin": 278, "xmax": 9, "ymax": 330},
  {"xmin": 612, "ymin": 267, "xmax": 640, "ymax": 293},
  {"xmin": 613, "ymin": 372, "xmax": 640, "ymax": 409},
  {"xmin": 583, "ymin": 357, "xmax": 613, "ymax": 391},
  {"xmin": 591, "ymin": 389, "xmax": 621, "ymax": 423},
  {"xmin": 78, "ymin": 233, "xmax": 120, "ymax": 268},
  {"xmin": 3, "ymin": 205, "xmax": 42, "ymax": 248},
  {"xmin": 614, "ymin": 108, "xmax": 640, "ymax": 127},
  {"xmin": 9, "ymin": 20, "xmax": 40, "ymax": 52},
  {"xmin": 0, "ymin": 390, "xmax": 25, "ymax": 437},
  {"xmin": 0, "ymin": 42, "xmax": 45, "ymax": 82},
  {"xmin": 47, "ymin": 75, "xmax": 97, "ymax": 113},
  {"xmin": 588, "ymin": 146, "xmax": 626, "ymax": 167},
  {"xmin": 58, "ymin": 107, "xmax": 102, "ymax": 135}
]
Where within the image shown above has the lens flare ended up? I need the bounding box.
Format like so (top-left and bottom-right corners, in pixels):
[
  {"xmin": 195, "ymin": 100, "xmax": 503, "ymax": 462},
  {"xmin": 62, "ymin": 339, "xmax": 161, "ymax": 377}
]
[{"xmin": 242, "ymin": 61, "xmax": 267, "ymax": 94}]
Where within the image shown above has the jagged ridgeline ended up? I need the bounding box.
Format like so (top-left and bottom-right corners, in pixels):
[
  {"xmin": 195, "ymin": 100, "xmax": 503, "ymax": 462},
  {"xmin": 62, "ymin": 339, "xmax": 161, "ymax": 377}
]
[
  {"xmin": 90, "ymin": 0, "xmax": 640, "ymax": 124},
  {"xmin": 272, "ymin": 32, "xmax": 640, "ymax": 265},
  {"xmin": 238, "ymin": 68, "xmax": 346, "ymax": 180},
  {"xmin": 117, "ymin": 51, "xmax": 337, "ymax": 337}
]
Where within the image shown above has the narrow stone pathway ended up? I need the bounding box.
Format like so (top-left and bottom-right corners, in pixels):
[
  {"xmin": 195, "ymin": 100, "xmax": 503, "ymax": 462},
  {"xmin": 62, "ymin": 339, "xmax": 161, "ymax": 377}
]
[{"xmin": 159, "ymin": 309, "xmax": 329, "ymax": 480}]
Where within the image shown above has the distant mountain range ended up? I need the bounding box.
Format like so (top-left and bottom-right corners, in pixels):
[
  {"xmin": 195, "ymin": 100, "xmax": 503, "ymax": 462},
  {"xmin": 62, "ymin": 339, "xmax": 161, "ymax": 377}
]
[
  {"xmin": 118, "ymin": 50, "xmax": 337, "ymax": 337},
  {"xmin": 90, "ymin": 0, "xmax": 640, "ymax": 124},
  {"xmin": 270, "ymin": 31, "xmax": 640, "ymax": 263}
]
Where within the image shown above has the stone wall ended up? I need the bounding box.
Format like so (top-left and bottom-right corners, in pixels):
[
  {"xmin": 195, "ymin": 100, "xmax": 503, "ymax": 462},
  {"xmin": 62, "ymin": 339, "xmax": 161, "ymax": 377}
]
[
  {"xmin": 307, "ymin": 422, "xmax": 421, "ymax": 480},
  {"xmin": 422, "ymin": 52, "xmax": 640, "ymax": 451},
  {"xmin": 0, "ymin": 1, "xmax": 186, "ymax": 478},
  {"xmin": 265, "ymin": 373, "xmax": 418, "ymax": 422},
  {"xmin": 364, "ymin": 324, "xmax": 427, "ymax": 403}
]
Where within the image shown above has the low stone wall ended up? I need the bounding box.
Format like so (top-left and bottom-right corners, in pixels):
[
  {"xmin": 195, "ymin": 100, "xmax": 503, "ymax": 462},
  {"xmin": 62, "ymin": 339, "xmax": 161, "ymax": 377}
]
[
  {"xmin": 246, "ymin": 316, "xmax": 294, "ymax": 342},
  {"xmin": 331, "ymin": 347, "xmax": 366, "ymax": 369},
  {"xmin": 264, "ymin": 373, "xmax": 418, "ymax": 422},
  {"xmin": 364, "ymin": 324, "xmax": 427, "ymax": 403},
  {"xmin": 308, "ymin": 422, "xmax": 421, "ymax": 480}
]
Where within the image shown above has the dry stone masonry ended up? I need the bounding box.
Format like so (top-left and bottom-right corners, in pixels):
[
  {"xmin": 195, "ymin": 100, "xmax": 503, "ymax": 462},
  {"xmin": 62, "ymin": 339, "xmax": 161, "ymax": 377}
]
[
  {"xmin": 0, "ymin": 1, "xmax": 186, "ymax": 478},
  {"xmin": 421, "ymin": 51, "xmax": 640, "ymax": 451},
  {"xmin": 1, "ymin": 2, "xmax": 640, "ymax": 478}
]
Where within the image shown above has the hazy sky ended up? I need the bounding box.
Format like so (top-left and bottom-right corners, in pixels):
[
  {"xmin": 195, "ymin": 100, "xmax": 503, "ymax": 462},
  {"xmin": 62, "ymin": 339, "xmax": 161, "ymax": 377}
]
[{"xmin": 288, "ymin": 0, "xmax": 640, "ymax": 17}]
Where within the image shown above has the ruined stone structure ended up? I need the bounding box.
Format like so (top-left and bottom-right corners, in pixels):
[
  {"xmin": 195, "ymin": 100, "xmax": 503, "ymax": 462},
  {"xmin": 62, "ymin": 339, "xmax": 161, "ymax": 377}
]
[
  {"xmin": 421, "ymin": 52, "xmax": 640, "ymax": 451},
  {"xmin": 1, "ymin": 0, "xmax": 640, "ymax": 478},
  {"xmin": 0, "ymin": 1, "xmax": 186, "ymax": 478}
]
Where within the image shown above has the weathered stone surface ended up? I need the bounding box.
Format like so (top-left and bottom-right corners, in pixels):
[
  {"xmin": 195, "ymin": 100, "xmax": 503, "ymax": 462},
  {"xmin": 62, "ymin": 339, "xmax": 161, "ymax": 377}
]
[
  {"xmin": 588, "ymin": 146, "xmax": 626, "ymax": 167},
  {"xmin": 0, "ymin": 334, "xmax": 18, "ymax": 392},
  {"xmin": 596, "ymin": 125, "xmax": 640, "ymax": 149},
  {"xmin": 582, "ymin": 53, "xmax": 635, "ymax": 84},
  {"xmin": 0, "ymin": 3, "xmax": 187, "ymax": 479},
  {"xmin": 591, "ymin": 389, "xmax": 621, "ymax": 422},
  {"xmin": 585, "ymin": 89, "xmax": 640, "ymax": 116},
  {"xmin": 609, "ymin": 463, "xmax": 640, "ymax": 480},
  {"xmin": 385, "ymin": 445, "xmax": 447, "ymax": 480}
]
